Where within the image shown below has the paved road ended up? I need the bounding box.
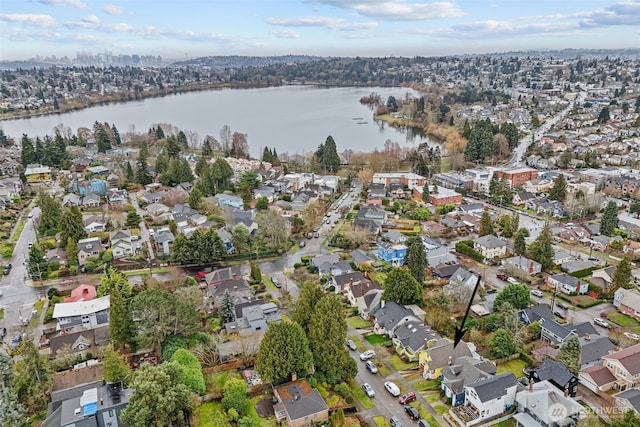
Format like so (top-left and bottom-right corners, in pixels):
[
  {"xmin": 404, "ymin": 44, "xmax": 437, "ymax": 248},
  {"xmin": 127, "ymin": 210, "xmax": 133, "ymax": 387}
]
[{"xmin": 128, "ymin": 192, "xmax": 154, "ymax": 260}]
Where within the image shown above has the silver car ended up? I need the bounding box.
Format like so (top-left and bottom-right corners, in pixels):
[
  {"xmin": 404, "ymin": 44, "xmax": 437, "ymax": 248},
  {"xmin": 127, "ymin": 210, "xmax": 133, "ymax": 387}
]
[{"xmin": 362, "ymin": 383, "xmax": 375, "ymax": 397}]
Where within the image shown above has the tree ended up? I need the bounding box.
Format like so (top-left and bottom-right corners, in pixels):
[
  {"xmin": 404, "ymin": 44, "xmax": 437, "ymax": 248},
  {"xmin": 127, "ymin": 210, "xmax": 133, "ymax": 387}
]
[
  {"xmin": 514, "ymin": 231, "xmax": 527, "ymax": 256},
  {"xmin": 404, "ymin": 236, "xmax": 426, "ymax": 285},
  {"xmin": 611, "ymin": 411, "xmax": 640, "ymax": 427},
  {"xmin": 103, "ymin": 344, "xmax": 133, "ymax": 386},
  {"xmin": 255, "ymin": 209, "xmax": 289, "ymax": 250},
  {"xmin": 231, "ymin": 224, "xmax": 250, "ymax": 254},
  {"xmin": 126, "ymin": 209, "xmax": 142, "ymax": 227},
  {"xmin": 556, "ymin": 335, "xmax": 581, "ymax": 375},
  {"xmin": 530, "ymin": 223, "xmax": 555, "ymax": 270},
  {"xmin": 0, "ymin": 351, "xmax": 26, "ymax": 426},
  {"xmin": 421, "ymin": 183, "xmax": 430, "ymax": 203},
  {"xmin": 98, "ymin": 266, "xmax": 133, "ymax": 298},
  {"xmin": 171, "ymin": 349, "xmax": 205, "ymax": 395},
  {"xmin": 37, "ymin": 192, "xmax": 62, "ymax": 236},
  {"xmin": 188, "ymin": 186, "xmax": 203, "ymax": 209},
  {"xmin": 13, "ymin": 340, "xmax": 53, "ymax": 413},
  {"xmin": 548, "ymin": 174, "xmax": 567, "ymax": 202},
  {"xmin": 292, "ymin": 282, "xmax": 325, "ymax": 334},
  {"xmin": 558, "ymin": 151, "xmax": 572, "ymax": 169},
  {"xmin": 256, "ymin": 322, "xmax": 313, "ymax": 385},
  {"xmin": 109, "ymin": 283, "xmax": 136, "ymax": 348},
  {"xmin": 222, "ymin": 378, "xmax": 248, "ymax": 416},
  {"xmin": 488, "ymin": 329, "xmax": 516, "ymax": 358},
  {"xmin": 219, "ymin": 289, "xmax": 236, "ymax": 323},
  {"xmin": 255, "ymin": 196, "xmax": 269, "ymax": 210},
  {"xmin": 610, "ymin": 257, "xmax": 632, "ymax": 298},
  {"xmin": 66, "ymin": 237, "xmax": 79, "ymax": 267},
  {"xmin": 383, "ymin": 267, "xmax": 423, "ymax": 305},
  {"xmin": 315, "ymin": 135, "xmax": 341, "ymax": 172},
  {"xmin": 510, "ymin": 212, "xmax": 520, "ymax": 234},
  {"xmin": 27, "ymin": 244, "xmax": 47, "ymax": 281},
  {"xmin": 308, "ymin": 295, "xmax": 357, "ymax": 383},
  {"xmin": 493, "ymin": 283, "xmax": 530, "ymax": 312},
  {"xmin": 121, "ymin": 362, "xmax": 192, "ymax": 427},
  {"xmin": 601, "ymin": 201, "xmax": 619, "ymax": 237},
  {"xmin": 59, "ymin": 206, "xmax": 87, "ymax": 248},
  {"xmin": 249, "ymin": 262, "xmax": 261, "ymax": 282},
  {"xmin": 430, "ymin": 289, "xmax": 453, "ymax": 311},
  {"xmin": 129, "ymin": 289, "xmax": 198, "ymax": 352},
  {"xmin": 479, "ymin": 211, "xmax": 492, "ymax": 236},
  {"xmin": 597, "ymin": 106, "xmax": 610, "ymax": 123}
]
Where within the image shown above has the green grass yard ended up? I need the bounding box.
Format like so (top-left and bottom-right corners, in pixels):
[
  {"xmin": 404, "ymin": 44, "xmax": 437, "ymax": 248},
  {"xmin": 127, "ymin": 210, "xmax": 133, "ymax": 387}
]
[
  {"xmin": 348, "ymin": 380, "xmax": 375, "ymax": 410},
  {"xmin": 410, "ymin": 401, "xmax": 440, "ymax": 427},
  {"xmin": 373, "ymin": 416, "xmax": 391, "ymax": 427},
  {"xmin": 607, "ymin": 312, "xmax": 640, "ymax": 328},
  {"xmin": 365, "ymin": 334, "xmax": 389, "ymax": 345},
  {"xmin": 198, "ymin": 402, "xmax": 231, "ymax": 427},
  {"xmin": 388, "ymin": 354, "xmax": 417, "ymax": 371},
  {"xmin": 347, "ymin": 316, "xmax": 371, "ymax": 329},
  {"xmin": 496, "ymin": 358, "xmax": 528, "ymax": 378},
  {"xmin": 247, "ymin": 395, "xmax": 277, "ymax": 427}
]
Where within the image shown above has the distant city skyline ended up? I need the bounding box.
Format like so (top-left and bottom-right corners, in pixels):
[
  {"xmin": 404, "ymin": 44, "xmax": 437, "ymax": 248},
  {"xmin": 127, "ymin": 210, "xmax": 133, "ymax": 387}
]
[{"xmin": 1, "ymin": 0, "xmax": 638, "ymax": 61}]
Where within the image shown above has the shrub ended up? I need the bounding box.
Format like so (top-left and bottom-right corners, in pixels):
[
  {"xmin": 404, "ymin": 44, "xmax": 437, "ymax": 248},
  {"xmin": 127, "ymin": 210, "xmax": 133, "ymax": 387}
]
[
  {"xmin": 171, "ymin": 348, "xmax": 206, "ymax": 395},
  {"xmin": 227, "ymin": 408, "xmax": 239, "ymax": 422},
  {"xmin": 161, "ymin": 335, "xmax": 187, "ymax": 361},
  {"xmin": 334, "ymin": 383, "xmax": 351, "ymax": 399},
  {"xmin": 308, "ymin": 376, "xmax": 318, "ymax": 388}
]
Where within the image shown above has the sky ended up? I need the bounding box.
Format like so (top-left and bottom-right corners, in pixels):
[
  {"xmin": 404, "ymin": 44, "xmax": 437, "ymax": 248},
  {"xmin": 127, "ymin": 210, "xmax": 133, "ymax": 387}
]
[{"xmin": 0, "ymin": 0, "xmax": 639, "ymax": 61}]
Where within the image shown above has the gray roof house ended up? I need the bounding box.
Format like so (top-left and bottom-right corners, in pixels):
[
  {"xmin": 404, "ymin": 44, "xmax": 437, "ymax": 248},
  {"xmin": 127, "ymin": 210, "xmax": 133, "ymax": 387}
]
[
  {"xmin": 504, "ymin": 256, "xmax": 542, "ymax": 275},
  {"xmin": 52, "ymin": 295, "xmax": 110, "ymax": 333},
  {"xmin": 441, "ymin": 356, "xmax": 497, "ymax": 407},
  {"xmin": 154, "ymin": 228, "xmax": 175, "ymax": 256},
  {"xmin": 580, "ymin": 334, "xmax": 615, "ymax": 367},
  {"xmin": 372, "ymin": 301, "xmax": 421, "ymax": 337},
  {"xmin": 473, "ymin": 235, "xmax": 508, "ymax": 260},
  {"xmin": 77, "ymin": 237, "xmax": 103, "ymax": 266},
  {"xmin": 109, "ymin": 229, "xmax": 133, "ymax": 259},
  {"xmin": 273, "ymin": 380, "xmax": 329, "ymax": 427},
  {"xmin": 513, "ymin": 380, "xmax": 583, "ymax": 427},
  {"xmin": 541, "ymin": 318, "xmax": 597, "ymax": 345},
  {"xmin": 444, "ymin": 267, "xmax": 480, "ymax": 302},
  {"xmin": 392, "ymin": 321, "xmax": 440, "ymax": 362},
  {"xmin": 462, "ymin": 373, "xmax": 519, "ymax": 424}
]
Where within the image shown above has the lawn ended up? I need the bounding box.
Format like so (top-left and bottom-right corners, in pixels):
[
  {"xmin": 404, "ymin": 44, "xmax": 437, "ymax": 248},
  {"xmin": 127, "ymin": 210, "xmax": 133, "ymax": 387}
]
[
  {"xmin": 607, "ymin": 312, "xmax": 640, "ymax": 328},
  {"xmin": 413, "ymin": 379, "xmax": 440, "ymax": 391},
  {"xmin": 410, "ymin": 402, "xmax": 440, "ymax": 427},
  {"xmin": 247, "ymin": 395, "xmax": 277, "ymax": 427},
  {"xmin": 373, "ymin": 416, "xmax": 391, "ymax": 427},
  {"xmin": 377, "ymin": 363, "xmax": 392, "ymax": 377},
  {"xmin": 388, "ymin": 354, "xmax": 418, "ymax": 371},
  {"xmin": 348, "ymin": 380, "xmax": 375, "ymax": 409},
  {"xmin": 10, "ymin": 220, "xmax": 25, "ymax": 243},
  {"xmin": 263, "ymin": 275, "xmax": 278, "ymax": 291},
  {"xmin": 347, "ymin": 316, "xmax": 371, "ymax": 329},
  {"xmin": 423, "ymin": 390, "xmax": 442, "ymax": 404},
  {"xmin": 365, "ymin": 334, "xmax": 389, "ymax": 345},
  {"xmin": 29, "ymin": 299, "xmax": 45, "ymax": 328},
  {"xmin": 493, "ymin": 419, "xmax": 517, "ymax": 427},
  {"xmin": 199, "ymin": 402, "xmax": 231, "ymax": 427},
  {"xmin": 433, "ymin": 404, "xmax": 449, "ymax": 415},
  {"xmin": 205, "ymin": 370, "xmax": 241, "ymax": 396},
  {"xmin": 496, "ymin": 358, "xmax": 528, "ymax": 378}
]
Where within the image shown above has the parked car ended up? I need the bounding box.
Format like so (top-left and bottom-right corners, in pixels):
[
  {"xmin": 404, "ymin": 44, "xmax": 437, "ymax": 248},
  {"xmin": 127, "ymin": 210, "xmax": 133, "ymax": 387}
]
[
  {"xmin": 531, "ymin": 290, "xmax": 544, "ymax": 298},
  {"xmin": 10, "ymin": 334, "xmax": 22, "ymax": 350},
  {"xmin": 556, "ymin": 302, "xmax": 569, "ymax": 310},
  {"xmin": 299, "ymin": 241, "xmax": 306, "ymax": 248},
  {"xmin": 194, "ymin": 271, "xmax": 207, "ymax": 281},
  {"xmin": 360, "ymin": 350, "xmax": 375, "ymax": 360},
  {"xmin": 554, "ymin": 311, "xmax": 566, "ymax": 319},
  {"xmin": 313, "ymin": 231, "xmax": 319, "ymax": 238},
  {"xmin": 0, "ymin": 327, "xmax": 6, "ymax": 339},
  {"xmin": 624, "ymin": 332, "xmax": 640, "ymax": 340},
  {"xmin": 496, "ymin": 273, "xmax": 508, "ymax": 281},
  {"xmin": 28, "ymin": 242, "xmax": 33, "ymax": 249},
  {"xmin": 346, "ymin": 339, "xmax": 357, "ymax": 351},
  {"xmin": 384, "ymin": 381, "xmax": 400, "ymax": 397},
  {"xmin": 418, "ymin": 420, "xmax": 429, "ymax": 427},
  {"xmin": 362, "ymin": 383, "xmax": 375, "ymax": 397},
  {"xmin": 594, "ymin": 317, "xmax": 611, "ymax": 328},
  {"xmin": 271, "ymin": 276, "xmax": 282, "ymax": 288},
  {"xmin": 389, "ymin": 416, "xmax": 404, "ymax": 427},
  {"xmin": 399, "ymin": 391, "xmax": 417, "ymax": 404},
  {"xmin": 507, "ymin": 277, "xmax": 520, "ymax": 285},
  {"xmin": 365, "ymin": 361, "xmax": 378, "ymax": 374},
  {"xmin": 405, "ymin": 405, "xmax": 420, "ymax": 420}
]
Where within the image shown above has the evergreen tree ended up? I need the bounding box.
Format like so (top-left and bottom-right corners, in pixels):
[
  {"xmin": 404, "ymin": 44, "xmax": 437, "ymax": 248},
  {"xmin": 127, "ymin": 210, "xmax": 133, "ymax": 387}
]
[
  {"xmin": 219, "ymin": 289, "xmax": 236, "ymax": 323},
  {"xmin": 188, "ymin": 186, "xmax": 202, "ymax": 209},
  {"xmin": 316, "ymin": 135, "xmax": 341, "ymax": 172},
  {"xmin": 610, "ymin": 257, "xmax": 632, "ymax": 298},
  {"xmin": 21, "ymin": 134, "xmax": 36, "ymax": 166},
  {"xmin": 600, "ymin": 201, "xmax": 619, "ymax": 236},
  {"xmin": 514, "ymin": 231, "xmax": 527, "ymax": 256},
  {"xmin": 530, "ymin": 223, "xmax": 555, "ymax": 269},
  {"xmin": 404, "ymin": 236, "xmax": 426, "ymax": 284},
  {"xmin": 0, "ymin": 351, "xmax": 26, "ymax": 426},
  {"xmin": 37, "ymin": 192, "xmax": 62, "ymax": 236},
  {"xmin": 489, "ymin": 172, "xmax": 499, "ymax": 195},
  {"xmin": 488, "ymin": 328, "xmax": 516, "ymax": 358},
  {"xmin": 383, "ymin": 267, "xmax": 423, "ymax": 305},
  {"xmin": 126, "ymin": 209, "xmax": 142, "ymax": 227},
  {"xmin": 308, "ymin": 295, "xmax": 357, "ymax": 382},
  {"xmin": 66, "ymin": 237, "xmax": 79, "ymax": 267},
  {"xmin": 59, "ymin": 206, "xmax": 87, "ymax": 248},
  {"xmin": 135, "ymin": 155, "xmax": 152, "ymax": 186},
  {"xmin": 548, "ymin": 174, "xmax": 567, "ymax": 202},
  {"xmin": 479, "ymin": 211, "xmax": 492, "ymax": 236},
  {"xmin": 109, "ymin": 283, "xmax": 136, "ymax": 348},
  {"xmin": 510, "ymin": 212, "xmax": 520, "ymax": 234},
  {"xmin": 292, "ymin": 282, "xmax": 325, "ymax": 335},
  {"xmin": 103, "ymin": 343, "xmax": 133, "ymax": 386},
  {"xmin": 13, "ymin": 340, "xmax": 53, "ymax": 412},
  {"xmin": 201, "ymin": 138, "xmax": 213, "ymax": 157},
  {"xmin": 256, "ymin": 322, "xmax": 313, "ymax": 385},
  {"xmin": 421, "ymin": 183, "xmax": 430, "ymax": 203},
  {"xmin": 597, "ymin": 106, "xmax": 610, "ymax": 123},
  {"xmin": 556, "ymin": 335, "xmax": 581, "ymax": 375},
  {"xmin": 125, "ymin": 162, "xmax": 134, "ymax": 182},
  {"xmin": 111, "ymin": 124, "xmax": 122, "ymax": 145}
]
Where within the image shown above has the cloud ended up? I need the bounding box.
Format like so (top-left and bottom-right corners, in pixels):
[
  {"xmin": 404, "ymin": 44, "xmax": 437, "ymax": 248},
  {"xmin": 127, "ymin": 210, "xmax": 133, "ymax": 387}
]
[
  {"xmin": 64, "ymin": 19, "xmax": 132, "ymax": 33},
  {"xmin": 577, "ymin": 0, "xmax": 640, "ymax": 27},
  {"xmin": 451, "ymin": 20, "xmax": 579, "ymax": 39},
  {"xmin": 83, "ymin": 14, "xmax": 100, "ymax": 24},
  {"xmin": 0, "ymin": 14, "xmax": 56, "ymax": 28},
  {"xmin": 38, "ymin": 0, "xmax": 87, "ymax": 9},
  {"xmin": 138, "ymin": 26, "xmax": 237, "ymax": 42},
  {"xmin": 265, "ymin": 16, "xmax": 377, "ymax": 31},
  {"xmin": 271, "ymin": 29, "xmax": 301, "ymax": 38},
  {"xmin": 102, "ymin": 4, "xmax": 124, "ymax": 15},
  {"xmin": 311, "ymin": 0, "xmax": 465, "ymax": 20}
]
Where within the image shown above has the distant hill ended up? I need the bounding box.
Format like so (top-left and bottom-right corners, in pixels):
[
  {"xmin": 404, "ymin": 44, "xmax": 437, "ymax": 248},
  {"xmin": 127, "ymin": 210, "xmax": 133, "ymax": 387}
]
[{"xmin": 170, "ymin": 55, "xmax": 328, "ymax": 68}]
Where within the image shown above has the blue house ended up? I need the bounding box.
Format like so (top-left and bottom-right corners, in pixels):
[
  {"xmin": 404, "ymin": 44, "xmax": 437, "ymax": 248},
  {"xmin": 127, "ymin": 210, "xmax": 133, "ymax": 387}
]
[
  {"xmin": 377, "ymin": 241, "xmax": 407, "ymax": 266},
  {"xmin": 215, "ymin": 193, "xmax": 244, "ymax": 209}
]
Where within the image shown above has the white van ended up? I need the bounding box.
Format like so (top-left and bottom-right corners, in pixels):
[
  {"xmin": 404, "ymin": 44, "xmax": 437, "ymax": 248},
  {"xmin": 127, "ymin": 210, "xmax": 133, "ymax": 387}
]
[
  {"xmin": 384, "ymin": 381, "xmax": 400, "ymax": 397},
  {"xmin": 507, "ymin": 277, "xmax": 520, "ymax": 285},
  {"xmin": 531, "ymin": 290, "xmax": 544, "ymax": 298}
]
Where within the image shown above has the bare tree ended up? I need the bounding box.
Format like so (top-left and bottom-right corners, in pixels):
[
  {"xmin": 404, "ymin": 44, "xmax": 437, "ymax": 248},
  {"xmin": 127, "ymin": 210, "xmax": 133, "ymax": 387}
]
[
  {"xmin": 231, "ymin": 331, "xmax": 261, "ymax": 365},
  {"xmin": 220, "ymin": 125, "xmax": 232, "ymax": 153}
]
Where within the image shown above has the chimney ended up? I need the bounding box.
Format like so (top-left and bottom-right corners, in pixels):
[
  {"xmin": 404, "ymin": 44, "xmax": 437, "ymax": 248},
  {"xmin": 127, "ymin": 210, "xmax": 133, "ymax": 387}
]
[
  {"xmin": 448, "ymin": 356, "xmax": 452, "ymax": 365},
  {"xmin": 564, "ymin": 388, "xmax": 569, "ymax": 397},
  {"xmin": 350, "ymin": 278, "xmax": 353, "ymax": 286},
  {"xmin": 291, "ymin": 372, "xmax": 297, "ymax": 382},
  {"xmin": 100, "ymin": 398, "xmax": 104, "ymax": 406}
]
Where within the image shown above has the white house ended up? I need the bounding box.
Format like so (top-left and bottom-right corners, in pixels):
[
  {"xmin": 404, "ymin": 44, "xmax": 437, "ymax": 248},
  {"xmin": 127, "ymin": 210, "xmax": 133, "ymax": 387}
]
[
  {"xmin": 473, "ymin": 235, "xmax": 507, "ymax": 260},
  {"xmin": 52, "ymin": 295, "xmax": 110, "ymax": 332},
  {"xmin": 463, "ymin": 373, "xmax": 518, "ymax": 423},
  {"xmin": 110, "ymin": 229, "xmax": 134, "ymax": 259},
  {"xmin": 513, "ymin": 380, "xmax": 583, "ymax": 427}
]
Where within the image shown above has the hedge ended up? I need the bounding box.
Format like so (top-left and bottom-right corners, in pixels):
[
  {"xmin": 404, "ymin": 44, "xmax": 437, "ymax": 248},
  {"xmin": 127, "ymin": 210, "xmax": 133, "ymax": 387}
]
[
  {"xmin": 569, "ymin": 266, "xmax": 598, "ymax": 279},
  {"xmin": 455, "ymin": 241, "xmax": 484, "ymax": 262}
]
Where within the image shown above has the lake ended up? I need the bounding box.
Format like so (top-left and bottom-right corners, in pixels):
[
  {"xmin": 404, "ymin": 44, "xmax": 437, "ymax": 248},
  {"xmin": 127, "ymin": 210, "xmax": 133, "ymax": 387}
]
[{"xmin": 0, "ymin": 85, "xmax": 435, "ymax": 158}]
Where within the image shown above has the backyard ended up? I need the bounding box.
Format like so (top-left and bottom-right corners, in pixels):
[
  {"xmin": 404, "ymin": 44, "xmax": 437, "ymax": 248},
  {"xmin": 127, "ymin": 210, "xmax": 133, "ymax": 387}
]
[{"xmin": 496, "ymin": 358, "xmax": 528, "ymax": 378}]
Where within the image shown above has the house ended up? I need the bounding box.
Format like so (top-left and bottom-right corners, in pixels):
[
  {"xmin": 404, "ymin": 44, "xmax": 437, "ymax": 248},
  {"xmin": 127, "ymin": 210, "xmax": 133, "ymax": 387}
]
[
  {"xmin": 372, "ymin": 172, "xmax": 426, "ymax": 190},
  {"xmin": 419, "ymin": 338, "xmax": 473, "ymax": 380},
  {"xmin": 83, "ymin": 215, "xmax": 107, "ymax": 233},
  {"xmin": 513, "ymin": 380, "xmax": 583, "ymax": 427},
  {"xmin": 422, "ymin": 236, "xmax": 452, "ymax": 266},
  {"xmin": 383, "ymin": 230, "xmax": 407, "ymax": 244},
  {"xmin": 77, "ymin": 237, "xmax": 103, "ymax": 266},
  {"xmin": 146, "ymin": 203, "xmax": 172, "ymax": 221},
  {"xmin": 228, "ymin": 209, "xmax": 258, "ymax": 235},
  {"xmin": 350, "ymin": 249, "xmax": 376, "ymax": 267},
  {"xmin": 109, "ymin": 230, "xmax": 133, "ymax": 259},
  {"xmin": 613, "ymin": 288, "xmax": 640, "ymax": 321},
  {"xmin": 540, "ymin": 319, "xmax": 597, "ymax": 346},
  {"xmin": 345, "ymin": 277, "xmax": 382, "ymax": 320},
  {"xmin": 330, "ymin": 271, "xmax": 364, "ymax": 294},
  {"xmin": 553, "ymin": 250, "xmax": 575, "ymax": 266},
  {"xmin": 217, "ymin": 228, "xmax": 235, "ymax": 254},
  {"xmin": 392, "ymin": 321, "xmax": 440, "ymax": 362},
  {"xmin": 225, "ymin": 302, "xmax": 281, "ymax": 334},
  {"xmin": 377, "ymin": 241, "xmax": 407, "ymax": 266},
  {"xmin": 64, "ymin": 284, "xmax": 96, "ymax": 303},
  {"xmin": 579, "ymin": 364, "xmax": 617, "ymax": 393},
  {"xmin": 519, "ymin": 304, "xmax": 555, "ymax": 325},
  {"xmin": 42, "ymin": 381, "xmax": 132, "ymax": 427},
  {"xmin": 444, "ymin": 267, "xmax": 480, "ymax": 301},
  {"xmin": 457, "ymin": 204, "xmax": 485, "ymax": 216},
  {"xmin": 591, "ymin": 235, "xmax": 614, "ymax": 252},
  {"xmin": 353, "ymin": 205, "xmax": 387, "ymax": 234},
  {"xmin": 318, "ymin": 262, "xmax": 353, "ymax": 281},
  {"xmin": 208, "ymin": 277, "xmax": 253, "ymax": 308},
  {"xmin": 473, "ymin": 235, "xmax": 507, "ymax": 260},
  {"xmin": 154, "ymin": 228, "xmax": 175, "ymax": 256},
  {"xmin": 513, "ymin": 191, "xmax": 536, "ymax": 206},
  {"xmin": 215, "ymin": 193, "xmax": 244, "ymax": 209},
  {"xmin": 547, "ymin": 273, "xmax": 589, "ymax": 294},
  {"xmin": 441, "ymin": 356, "xmax": 497, "ymax": 406},
  {"xmin": 87, "ymin": 165, "xmax": 110, "ymax": 176},
  {"xmin": 624, "ymin": 240, "xmax": 640, "ymax": 258},
  {"xmin": 372, "ymin": 301, "xmax": 422, "ymax": 337},
  {"xmin": 82, "ymin": 192, "xmax": 101, "ymax": 208},
  {"xmin": 614, "ymin": 388, "xmax": 640, "ymax": 415},
  {"xmin": 49, "ymin": 324, "xmax": 110, "ymax": 358},
  {"xmin": 291, "ymin": 192, "xmax": 311, "ymax": 211},
  {"xmin": 589, "ymin": 266, "xmax": 617, "ymax": 290},
  {"xmin": 107, "ymin": 189, "xmax": 128, "ymax": 205},
  {"xmin": 25, "ymin": 164, "xmax": 52, "ymax": 182},
  {"xmin": 46, "ymin": 248, "xmax": 68, "ymax": 266},
  {"xmin": 504, "ymin": 256, "xmax": 542, "ymax": 275},
  {"xmin": 62, "ymin": 193, "xmax": 82, "ymax": 207},
  {"xmin": 461, "ymin": 373, "xmax": 519, "ymax": 423},
  {"xmin": 433, "ymin": 263, "xmax": 460, "ymax": 279},
  {"xmin": 527, "ymin": 359, "xmax": 578, "ymax": 397},
  {"xmin": 273, "ymin": 380, "xmax": 329, "ymax": 427},
  {"xmin": 52, "ymin": 295, "xmax": 110, "ymax": 332},
  {"xmin": 601, "ymin": 343, "xmax": 640, "ymax": 391},
  {"xmin": 579, "ymin": 334, "xmax": 615, "ymax": 367}
]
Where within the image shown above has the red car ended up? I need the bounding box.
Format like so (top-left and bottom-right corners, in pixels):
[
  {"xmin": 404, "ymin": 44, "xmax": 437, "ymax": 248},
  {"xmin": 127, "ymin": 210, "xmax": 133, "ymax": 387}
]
[
  {"xmin": 496, "ymin": 273, "xmax": 508, "ymax": 281},
  {"xmin": 194, "ymin": 272, "xmax": 207, "ymax": 281},
  {"xmin": 399, "ymin": 392, "xmax": 416, "ymax": 404}
]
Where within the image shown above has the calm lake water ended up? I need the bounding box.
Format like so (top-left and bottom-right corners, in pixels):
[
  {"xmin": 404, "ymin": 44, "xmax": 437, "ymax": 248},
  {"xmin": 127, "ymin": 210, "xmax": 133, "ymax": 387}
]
[{"xmin": 0, "ymin": 85, "xmax": 434, "ymax": 157}]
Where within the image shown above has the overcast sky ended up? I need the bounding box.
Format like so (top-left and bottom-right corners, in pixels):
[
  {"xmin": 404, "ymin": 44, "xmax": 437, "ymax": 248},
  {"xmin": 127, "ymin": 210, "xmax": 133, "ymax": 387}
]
[{"xmin": 1, "ymin": 0, "xmax": 638, "ymax": 60}]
